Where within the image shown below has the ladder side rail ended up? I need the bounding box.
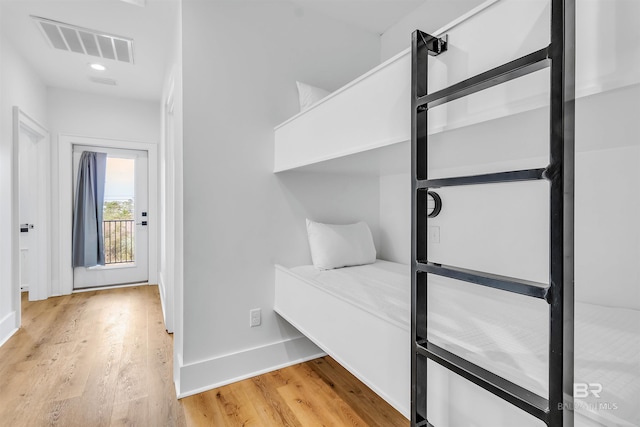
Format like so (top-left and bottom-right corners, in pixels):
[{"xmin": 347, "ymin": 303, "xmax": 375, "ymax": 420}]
[
  {"xmin": 547, "ymin": 0, "xmax": 576, "ymax": 426},
  {"xmin": 411, "ymin": 30, "xmax": 429, "ymax": 426}
]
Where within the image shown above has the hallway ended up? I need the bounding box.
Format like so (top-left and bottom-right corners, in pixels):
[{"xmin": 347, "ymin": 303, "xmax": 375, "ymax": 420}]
[{"xmin": 0, "ymin": 286, "xmax": 185, "ymax": 426}]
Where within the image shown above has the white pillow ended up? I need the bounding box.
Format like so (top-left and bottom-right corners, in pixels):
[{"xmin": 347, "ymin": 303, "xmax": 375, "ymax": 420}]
[
  {"xmin": 306, "ymin": 219, "xmax": 376, "ymax": 270},
  {"xmin": 296, "ymin": 81, "xmax": 330, "ymax": 111}
]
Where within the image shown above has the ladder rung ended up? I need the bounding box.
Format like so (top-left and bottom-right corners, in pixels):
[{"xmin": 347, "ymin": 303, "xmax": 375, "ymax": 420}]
[
  {"xmin": 418, "ymin": 168, "xmax": 546, "ymax": 189},
  {"xmin": 416, "ymin": 47, "xmax": 550, "ymax": 110},
  {"xmin": 416, "ymin": 262, "xmax": 550, "ymax": 301},
  {"xmin": 416, "ymin": 340, "xmax": 549, "ymax": 423}
]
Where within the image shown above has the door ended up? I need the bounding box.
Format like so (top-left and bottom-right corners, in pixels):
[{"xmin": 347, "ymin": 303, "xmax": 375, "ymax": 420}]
[
  {"xmin": 73, "ymin": 145, "xmax": 149, "ymax": 289},
  {"xmin": 18, "ymin": 128, "xmax": 42, "ymax": 297}
]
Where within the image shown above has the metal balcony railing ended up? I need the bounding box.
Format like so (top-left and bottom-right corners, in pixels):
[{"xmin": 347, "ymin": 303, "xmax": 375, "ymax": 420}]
[{"xmin": 103, "ymin": 220, "xmax": 135, "ymax": 264}]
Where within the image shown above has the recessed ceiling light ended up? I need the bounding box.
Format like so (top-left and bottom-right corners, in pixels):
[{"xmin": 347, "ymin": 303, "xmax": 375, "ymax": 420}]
[{"xmin": 90, "ymin": 63, "xmax": 107, "ymax": 71}]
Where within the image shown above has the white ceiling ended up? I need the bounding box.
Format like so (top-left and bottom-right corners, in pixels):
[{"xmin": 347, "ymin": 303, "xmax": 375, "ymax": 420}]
[
  {"xmin": 290, "ymin": 0, "xmax": 428, "ymax": 35},
  {"xmin": 0, "ymin": 0, "xmax": 482, "ymax": 102},
  {"xmin": 0, "ymin": 0, "xmax": 179, "ymax": 101}
]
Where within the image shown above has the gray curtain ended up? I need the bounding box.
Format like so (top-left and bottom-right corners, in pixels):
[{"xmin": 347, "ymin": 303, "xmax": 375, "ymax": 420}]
[{"xmin": 72, "ymin": 151, "xmax": 107, "ymax": 267}]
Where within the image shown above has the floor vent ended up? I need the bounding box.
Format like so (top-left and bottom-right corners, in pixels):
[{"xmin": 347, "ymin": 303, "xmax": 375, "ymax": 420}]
[{"xmin": 32, "ymin": 16, "xmax": 134, "ymax": 64}]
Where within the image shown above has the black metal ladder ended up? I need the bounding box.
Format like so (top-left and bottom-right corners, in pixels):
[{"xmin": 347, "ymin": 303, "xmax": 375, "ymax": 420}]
[{"xmin": 410, "ymin": 1, "xmax": 575, "ymax": 426}]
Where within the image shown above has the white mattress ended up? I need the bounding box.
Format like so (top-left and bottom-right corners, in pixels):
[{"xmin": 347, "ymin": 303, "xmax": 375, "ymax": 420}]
[
  {"xmin": 428, "ymin": 275, "xmax": 640, "ymax": 427},
  {"xmin": 290, "ymin": 260, "xmax": 410, "ymax": 330},
  {"xmin": 287, "ymin": 263, "xmax": 638, "ymax": 426}
]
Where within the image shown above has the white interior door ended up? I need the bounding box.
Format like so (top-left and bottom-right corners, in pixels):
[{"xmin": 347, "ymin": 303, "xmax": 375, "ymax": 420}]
[
  {"xmin": 73, "ymin": 145, "xmax": 149, "ymax": 289},
  {"xmin": 18, "ymin": 130, "xmax": 40, "ymax": 296}
]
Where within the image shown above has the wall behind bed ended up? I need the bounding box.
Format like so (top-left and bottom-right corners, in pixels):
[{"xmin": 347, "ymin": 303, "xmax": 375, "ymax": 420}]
[{"xmin": 178, "ymin": 0, "xmax": 381, "ymax": 397}]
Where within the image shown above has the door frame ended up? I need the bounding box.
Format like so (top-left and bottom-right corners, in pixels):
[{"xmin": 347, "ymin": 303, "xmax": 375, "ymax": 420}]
[
  {"xmin": 12, "ymin": 107, "xmax": 51, "ymax": 312},
  {"xmin": 58, "ymin": 134, "xmax": 158, "ymax": 295},
  {"xmin": 161, "ymin": 77, "xmax": 175, "ymax": 332}
]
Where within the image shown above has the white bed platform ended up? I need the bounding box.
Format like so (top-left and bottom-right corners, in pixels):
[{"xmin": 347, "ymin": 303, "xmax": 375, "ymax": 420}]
[
  {"xmin": 275, "ymin": 260, "xmax": 640, "ymax": 426},
  {"xmin": 274, "ymin": 261, "xmax": 411, "ymax": 418},
  {"xmin": 274, "ymin": 49, "xmax": 410, "ymax": 173}
]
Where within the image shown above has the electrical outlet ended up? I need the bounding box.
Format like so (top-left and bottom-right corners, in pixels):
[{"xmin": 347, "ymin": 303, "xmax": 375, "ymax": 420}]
[
  {"xmin": 429, "ymin": 226, "xmax": 440, "ymax": 244},
  {"xmin": 250, "ymin": 308, "xmax": 261, "ymax": 327}
]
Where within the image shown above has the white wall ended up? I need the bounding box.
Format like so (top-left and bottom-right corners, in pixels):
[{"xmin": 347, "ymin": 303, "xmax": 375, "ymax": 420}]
[
  {"xmin": 178, "ymin": 0, "xmax": 381, "ymax": 395},
  {"xmin": 47, "ymin": 88, "xmax": 161, "ymax": 296},
  {"xmin": 574, "ymin": 85, "xmax": 640, "ymax": 309},
  {"xmin": 379, "ymin": 172, "xmax": 411, "ymax": 264},
  {"xmin": 379, "ymin": 0, "xmax": 486, "ymax": 62},
  {"xmin": 379, "ymin": 85, "xmax": 639, "ymax": 310},
  {"xmin": 0, "ymin": 32, "xmax": 48, "ymax": 345}
]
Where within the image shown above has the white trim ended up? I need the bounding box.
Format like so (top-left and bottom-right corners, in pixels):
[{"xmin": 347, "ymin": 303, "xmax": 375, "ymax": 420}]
[
  {"xmin": 58, "ymin": 134, "xmax": 159, "ymax": 295},
  {"xmin": 0, "ymin": 311, "xmax": 18, "ymax": 348},
  {"xmin": 174, "ymin": 352, "xmax": 183, "ymax": 398},
  {"xmin": 160, "ymin": 76, "xmax": 176, "ymax": 333},
  {"xmin": 176, "ymin": 336, "xmax": 325, "ymax": 398},
  {"xmin": 158, "ymin": 272, "xmax": 172, "ymax": 333},
  {"xmin": 71, "ymin": 282, "xmax": 148, "ymax": 293},
  {"xmin": 166, "ymin": 76, "xmax": 175, "ymax": 115}
]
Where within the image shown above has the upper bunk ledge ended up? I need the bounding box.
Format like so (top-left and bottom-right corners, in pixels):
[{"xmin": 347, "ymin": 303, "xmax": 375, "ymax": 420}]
[{"xmin": 274, "ymin": 49, "xmax": 411, "ymax": 174}]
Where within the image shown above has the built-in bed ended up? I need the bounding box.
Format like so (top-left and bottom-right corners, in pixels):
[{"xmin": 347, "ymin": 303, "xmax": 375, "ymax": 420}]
[
  {"xmin": 274, "ymin": 260, "xmax": 411, "ymax": 417},
  {"xmin": 273, "ymin": 0, "xmax": 639, "ymax": 424},
  {"xmin": 276, "ymin": 264, "xmax": 640, "ymax": 425}
]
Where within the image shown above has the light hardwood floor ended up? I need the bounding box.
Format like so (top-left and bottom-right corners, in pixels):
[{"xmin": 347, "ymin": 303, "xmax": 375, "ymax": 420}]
[
  {"xmin": 0, "ymin": 286, "xmax": 184, "ymax": 426},
  {"xmin": 0, "ymin": 286, "xmax": 408, "ymax": 427}
]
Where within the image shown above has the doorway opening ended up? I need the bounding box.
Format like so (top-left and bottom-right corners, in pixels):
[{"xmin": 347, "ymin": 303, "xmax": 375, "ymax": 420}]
[
  {"xmin": 14, "ymin": 108, "xmax": 50, "ymax": 309},
  {"xmin": 72, "ymin": 145, "xmax": 149, "ymax": 290}
]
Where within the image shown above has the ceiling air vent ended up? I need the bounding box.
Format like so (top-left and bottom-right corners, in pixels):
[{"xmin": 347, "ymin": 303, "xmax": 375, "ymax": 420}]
[
  {"xmin": 89, "ymin": 76, "xmax": 118, "ymax": 86},
  {"xmin": 32, "ymin": 16, "xmax": 134, "ymax": 64}
]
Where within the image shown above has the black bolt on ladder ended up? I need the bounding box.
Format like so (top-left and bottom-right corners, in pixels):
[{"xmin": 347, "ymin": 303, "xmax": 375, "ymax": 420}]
[{"xmin": 410, "ymin": 1, "xmax": 575, "ymax": 426}]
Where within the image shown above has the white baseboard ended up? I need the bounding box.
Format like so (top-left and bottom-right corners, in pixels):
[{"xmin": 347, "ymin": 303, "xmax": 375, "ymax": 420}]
[
  {"xmin": 0, "ymin": 311, "xmax": 18, "ymax": 348},
  {"xmin": 72, "ymin": 282, "xmax": 148, "ymax": 293},
  {"xmin": 176, "ymin": 335, "xmax": 325, "ymax": 398}
]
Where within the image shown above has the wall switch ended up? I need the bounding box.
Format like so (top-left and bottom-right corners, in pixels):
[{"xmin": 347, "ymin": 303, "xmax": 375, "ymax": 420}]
[
  {"xmin": 250, "ymin": 308, "xmax": 261, "ymax": 327},
  {"xmin": 429, "ymin": 226, "xmax": 440, "ymax": 244}
]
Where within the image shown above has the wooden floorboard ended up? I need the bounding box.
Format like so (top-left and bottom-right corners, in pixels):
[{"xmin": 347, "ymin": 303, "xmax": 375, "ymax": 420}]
[
  {"xmin": 1, "ymin": 286, "xmax": 408, "ymax": 427},
  {"xmin": 0, "ymin": 286, "xmax": 186, "ymax": 427}
]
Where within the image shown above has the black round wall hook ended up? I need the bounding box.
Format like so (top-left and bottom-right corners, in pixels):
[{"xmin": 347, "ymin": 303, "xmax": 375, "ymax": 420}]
[{"xmin": 427, "ymin": 191, "xmax": 442, "ymax": 218}]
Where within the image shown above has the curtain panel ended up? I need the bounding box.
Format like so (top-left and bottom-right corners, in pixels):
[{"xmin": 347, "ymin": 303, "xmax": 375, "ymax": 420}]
[{"xmin": 72, "ymin": 151, "xmax": 107, "ymax": 267}]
